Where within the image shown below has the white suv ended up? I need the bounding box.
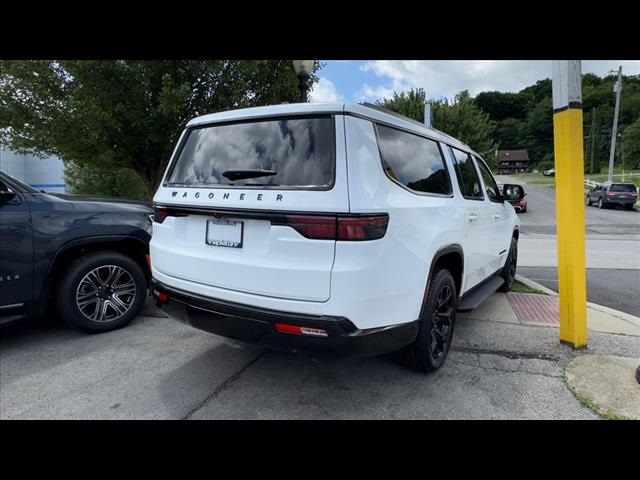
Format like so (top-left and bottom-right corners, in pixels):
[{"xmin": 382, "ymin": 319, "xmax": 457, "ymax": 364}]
[{"xmin": 150, "ymin": 102, "xmax": 521, "ymax": 372}]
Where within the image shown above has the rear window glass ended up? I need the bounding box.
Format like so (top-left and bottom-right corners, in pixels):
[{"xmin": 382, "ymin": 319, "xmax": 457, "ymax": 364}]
[
  {"xmin": 610, "ymin": 184, "xmax": 637, "ymax": 192},
  {"xmin": 166, "ymin": 116, "xmax": 334, "ymax": 189}
]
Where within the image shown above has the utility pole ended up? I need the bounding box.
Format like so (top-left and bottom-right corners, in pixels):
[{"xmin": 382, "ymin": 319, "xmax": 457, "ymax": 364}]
[
  {"xmin": 608, "ymin": 66, "xmax": 622, "ymax": 183},
  {"xmin": 590, "ymin": 107, "xmax": 597, "ymax": 175},
  {"xmin": 552, "ymin": 60, "xmax": 587, "ymax": 348}
]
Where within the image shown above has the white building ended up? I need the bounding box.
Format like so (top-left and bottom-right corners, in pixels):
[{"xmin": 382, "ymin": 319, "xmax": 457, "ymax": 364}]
[{"xmin": 0, "ymin": 147, "xmax": 66, "ymax": 193}]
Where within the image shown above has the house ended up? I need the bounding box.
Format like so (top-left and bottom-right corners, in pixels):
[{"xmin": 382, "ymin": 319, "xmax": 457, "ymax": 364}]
[
  {"xmin": 496, "ymin": 149, "xmax": 530, "ymax": 174},
  {"xmin": 0, "ymin": 147, "xmax": 66, "ymax": 193}
]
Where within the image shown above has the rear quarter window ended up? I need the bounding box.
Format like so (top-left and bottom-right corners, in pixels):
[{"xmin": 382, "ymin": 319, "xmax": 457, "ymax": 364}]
[
  {"xmin": 375, "ymin": 124, "xmax": 452, "ymax": 196},
  {"xmin": 165, "ymin": 116, "xmax": 335, "ymax": 189}
]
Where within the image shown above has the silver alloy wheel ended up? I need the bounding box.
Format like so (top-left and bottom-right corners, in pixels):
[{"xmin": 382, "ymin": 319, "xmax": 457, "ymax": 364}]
[{"xmin": 75, "ymin": 265, "xmax": 137, "ymax": 322}]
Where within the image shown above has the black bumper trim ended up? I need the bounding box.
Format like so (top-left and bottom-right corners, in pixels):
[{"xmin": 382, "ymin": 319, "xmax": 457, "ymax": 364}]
[{"xmin": 151, "ymin": 279, "xmax": 419, "ymax": 356}]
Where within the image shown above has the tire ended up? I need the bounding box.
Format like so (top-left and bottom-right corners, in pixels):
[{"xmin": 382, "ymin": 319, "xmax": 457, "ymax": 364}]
[
  {"xmin": 586, "ymin": 195, "xmax": 591, "ymax": 206},
  {"xmin": 56, "ymin": 250, "xmax": 147, "ymax": 333},
  {"xmin": 404, "ymin": 269, "xmax": 457, "ymax": 373},
  {"xmin": 598, "ymin": 198, "xmax": 605, "ymax": 209},
  {"xmin": 625, "ymin": 203, "xmax": 635, "ymax": 210},
  {"xmin": 498, "ymin": 237, "xmax": 518, "ymax": 293},
  {"xmin": 521, "ymin": 207, "xmax": 527, "ymax": 213}
]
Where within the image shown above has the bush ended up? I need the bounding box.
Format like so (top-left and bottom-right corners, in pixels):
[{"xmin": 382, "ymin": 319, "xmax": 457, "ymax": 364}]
[{"xmin": 64, "ymin": 161, "xmax": 149, "ymax": 201}]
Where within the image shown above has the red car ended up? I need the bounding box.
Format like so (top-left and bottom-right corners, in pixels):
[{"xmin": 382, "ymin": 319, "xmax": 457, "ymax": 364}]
[{"xmin": 503, "ymin": 185, "xmax": 527, "ymax": 213}]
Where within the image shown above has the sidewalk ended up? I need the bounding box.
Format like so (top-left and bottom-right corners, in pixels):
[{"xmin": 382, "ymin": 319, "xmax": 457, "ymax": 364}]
[{"xmin": 457, "ymin": 275, "xmax": 640, "ymax": 419}]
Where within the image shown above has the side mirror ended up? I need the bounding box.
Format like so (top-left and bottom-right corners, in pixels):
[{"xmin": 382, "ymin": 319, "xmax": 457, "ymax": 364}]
[
  {"xmin": 502, "ymin": 184, "xmax": 525, "ymax": 201},
  {"xmin": 0, "ymin": 187, "xmax": 17, "ymax": 203}
]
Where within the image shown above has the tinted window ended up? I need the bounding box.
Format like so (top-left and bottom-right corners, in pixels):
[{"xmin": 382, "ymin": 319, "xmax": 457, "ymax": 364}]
[
  {"xmin": 376, "ymin": 125, "xmax": 451, "ymax": 195},
  {"xmin": 166, "ymin": 116, "xmax": 334, "ymax": 188},
  {"xmin": 1, "ymin": 172, "xmax": 36, "ymax": 193},
  {"xmin": 610, "ymin": 184, "xmax": 637, "ymax": 192},
  {"xmin": 449, "ymin": 147, "xmax": 484, "ymax": 200},
  {"xmin": 475, "ymin": 156, "xmax": 502, "ymax": 202}
]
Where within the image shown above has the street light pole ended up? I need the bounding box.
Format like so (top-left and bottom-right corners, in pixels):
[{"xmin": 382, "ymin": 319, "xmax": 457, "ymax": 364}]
[
  {"xmin": 607, "ymin": 66, "xmax": 622, "ymax": 183},
  {"xmin": 292, "ymin": 60, "xmax": 315, "ymax": 103}
]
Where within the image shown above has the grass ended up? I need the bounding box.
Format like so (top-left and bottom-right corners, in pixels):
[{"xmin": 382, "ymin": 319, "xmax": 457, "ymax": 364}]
[
  {"xmin": 564, "ymin": 376, "xmax": 629, "ymax": 420},
  {"xmin": 512, "ymin": 280, "xmax": 548, "ymax": 295},
  {"xmin": 511, "ymin": 168, "xmax": 640, "ymax": 189}
]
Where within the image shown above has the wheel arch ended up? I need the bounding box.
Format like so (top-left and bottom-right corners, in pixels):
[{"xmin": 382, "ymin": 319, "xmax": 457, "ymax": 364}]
[
  {"xmin": 38, "ymin": 236, "xmax": 150, "ymax": 308},
  {"xmin": 426, "ymin": 245, "xmax": 464, "ymax": 298}
]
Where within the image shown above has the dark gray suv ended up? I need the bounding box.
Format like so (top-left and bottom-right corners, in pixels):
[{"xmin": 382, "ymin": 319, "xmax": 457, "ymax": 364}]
[
  {"xmin": 586, "ymin": 182, "xmax": 638, "ymax": 210},
  {"xmin": 0, "ymin": 171, "xmax": 153, "ymax": 332}
]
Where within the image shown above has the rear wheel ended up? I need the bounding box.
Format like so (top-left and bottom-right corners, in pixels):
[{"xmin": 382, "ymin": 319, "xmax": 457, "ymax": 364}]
[
  {"xmin": 56, "ymin": 251, "xmax": 147, "ymax": 333},
  {"xmin": 598, "ymin": 197, "xmax": 605, "ymax": 209},
  {"xmin": 586, "ymin": 195, "xmax": 591, "ymax": 206},
  {"xmin": 498, "ymin": 237, "xmax": 518, "ymax": 292},
  {"xmin": 625, "ymin": 203, "xmax": 635, "ymax": 210},
  {"xmin": 404, "ymin": 269, "xmax": 457, "ymax": 373}
]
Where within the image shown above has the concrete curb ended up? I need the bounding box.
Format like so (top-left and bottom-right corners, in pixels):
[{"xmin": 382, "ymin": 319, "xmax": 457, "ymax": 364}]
[{"xmin": 515, "ymin": 274, "xmax": 640, "ymax": 328}]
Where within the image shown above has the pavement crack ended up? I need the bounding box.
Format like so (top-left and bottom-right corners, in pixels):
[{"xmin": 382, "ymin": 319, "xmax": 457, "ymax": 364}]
[
  {"xmin": 182, "ymin": 351, "xmax": 266, "ymax": 420},
  {"xmin": 453, "ymin": 346, "xmax": 560, "ymax": 362}
]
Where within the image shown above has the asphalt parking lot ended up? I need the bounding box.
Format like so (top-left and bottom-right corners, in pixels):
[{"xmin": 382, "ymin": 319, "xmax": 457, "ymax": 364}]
[{"xmin": 2, "ymin": 299, "xmax": 638, "ymax": 419}]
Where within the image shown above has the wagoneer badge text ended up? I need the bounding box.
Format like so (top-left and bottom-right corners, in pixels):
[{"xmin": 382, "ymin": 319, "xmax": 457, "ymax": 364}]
[{"xmin": 171, "ymin": 191, "xmax": 284, "ymax": 201}]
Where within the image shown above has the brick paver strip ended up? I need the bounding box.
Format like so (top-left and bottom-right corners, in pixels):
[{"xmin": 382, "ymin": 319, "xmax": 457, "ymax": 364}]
[{"xmin": 506, "ymin": 292, "xmax": 559, "ymax": 324}]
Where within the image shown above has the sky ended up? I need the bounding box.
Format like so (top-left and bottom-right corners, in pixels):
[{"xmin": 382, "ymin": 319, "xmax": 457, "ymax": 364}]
[{"xmin": 309, "ymin": 60, "xmax": 640, "ymax": 103}]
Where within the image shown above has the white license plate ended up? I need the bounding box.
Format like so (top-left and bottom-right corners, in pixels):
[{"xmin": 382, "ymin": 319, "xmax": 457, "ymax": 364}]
[{"xmin": 206, "ymin": 219, "xmax": 244, "ymax": 248}]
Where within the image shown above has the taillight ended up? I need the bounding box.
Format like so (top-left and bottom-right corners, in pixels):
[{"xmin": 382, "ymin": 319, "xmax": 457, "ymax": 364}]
[
  {"xmin": 282, "ymin": 214, "xmax": 388, "ymax": 241},
  {"xmin": 153, "ymin": 205, "xmax": 169, "ymax": 223},
  {"xmin": 152, "ymin": 289, "xmax": 169, "ymax": 303},
  {"xmin": 275, "ymin": 323, "xmax": 328, "ymax": 337},
  {"xmin": 285, "ymin": 215, "xmax": 336, "ymax": 240},
  {"xmin": 337, "ymin": 215, "xmax": 388, "ymax": 240}
]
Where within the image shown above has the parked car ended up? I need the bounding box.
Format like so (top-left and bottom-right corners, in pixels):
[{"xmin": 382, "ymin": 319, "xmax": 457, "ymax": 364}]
[
  {"xmin": 543, "ymin": 168, "xmax": 555, "ymax": 177},
  {"xmin": 0, "ymin": 171, "xmax": 153, "ymax": 332},
  {"xmin": 150, "ymin": 102, "xmax": 522, "ymax": 373},
  {"xmin": 586, "ymin": 182, "xmax": 637, "ymax": 209},
  {"xmin": 503, "ymin": 184, "xmax": 527, "ymax": 213}
]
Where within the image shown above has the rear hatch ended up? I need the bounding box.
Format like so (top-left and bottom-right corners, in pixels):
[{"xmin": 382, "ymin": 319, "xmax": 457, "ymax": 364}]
[
  {"xmin": 152, "ymin": 113, "xmax": 348, "ymax": 302},
  {"xmin": 608, "ymin": 183, "xmax": 638, "ymax": 202}
]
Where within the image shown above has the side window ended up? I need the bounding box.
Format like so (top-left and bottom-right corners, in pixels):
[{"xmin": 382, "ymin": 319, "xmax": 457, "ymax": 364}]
[
  {"xmin": 449, "ymin": 147, "xmax": 484, "ymax": 200},
  {"xmin": 376, "ymin": 124, "xmax": 452, "ymax": 195},
  {"xmin": 475, "ymin": 156, "xmax": 502, "ymax": 202}
]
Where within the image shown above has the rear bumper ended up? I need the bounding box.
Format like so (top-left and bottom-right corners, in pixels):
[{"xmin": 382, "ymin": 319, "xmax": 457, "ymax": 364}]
[{"xmin": 151, "ymin": 279, "xmax": 418, "ymax": 357}]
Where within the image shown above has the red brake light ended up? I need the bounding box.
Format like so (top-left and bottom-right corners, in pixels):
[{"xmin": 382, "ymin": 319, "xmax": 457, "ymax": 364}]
[
  {"xmin": 275, "ymin": 323, "xmax": 328, "ymax": 337},
  {"xmin": 285, "ymin": 215, "xmax": 336, "ymax": 239},
  {"xmin": 337, "ymin": 215, "xmax": 388, "ymax": 241},
  {"xmin": 283, "ymin": 214, "xmax": 389, "ymax": 241},
  {"xmin": 153, "ymin": 205, "xmax": 169, "ymax": 223}
]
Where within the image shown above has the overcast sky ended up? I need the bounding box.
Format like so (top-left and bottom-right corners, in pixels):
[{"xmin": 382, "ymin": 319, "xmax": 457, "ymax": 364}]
[{"xmin": 310, "ymin": 60, "xmax": 640, "ymax": 103}]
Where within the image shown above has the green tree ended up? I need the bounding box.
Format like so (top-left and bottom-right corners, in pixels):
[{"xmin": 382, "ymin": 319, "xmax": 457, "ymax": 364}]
[
  {"xmin": 0, "ymin": 60, "xmax": 314, "ymax": 199},
  {"xmin": 378, "ymin": 88, "xmax": 497, "ymax": 166},
  {"xmin": 64, "ymin": 161, "xmax": 148, "ymax": 200},
  {"xmin": 475, "ymin": 91, "xmax": 529, "ymax": 120},
  {"xmin": 622, "ymin": 117, "xmax": 640, "ymax": 169}
]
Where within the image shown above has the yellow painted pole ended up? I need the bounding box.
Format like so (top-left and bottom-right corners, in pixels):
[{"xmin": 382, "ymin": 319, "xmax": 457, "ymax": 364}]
[{"xmin": 552, "ymin": 61, "xmax": 587, "ymax": 348}]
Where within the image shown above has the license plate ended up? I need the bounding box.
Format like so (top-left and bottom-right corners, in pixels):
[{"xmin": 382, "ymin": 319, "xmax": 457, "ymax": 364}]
[{"xmin": 206, "ymin": 219, "xmax": 243, "ymax": 248}]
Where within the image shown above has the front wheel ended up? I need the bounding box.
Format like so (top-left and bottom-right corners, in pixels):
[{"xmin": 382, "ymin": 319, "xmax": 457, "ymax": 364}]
[
  {"xmin": 56, "ymin": 251, "xmax": 147, "ymax": 333},
  {"xmin": 598, "ymin": 198, "xmax": 605, "ymax": 209},
  {"xmin": 404, "ymin": 269, "xmax": 457, "ymax": 373},
  {"xmin": 498, "ymin": 237, "xmax": 518, "ymax": 292},
  {"xmin": 586, "ymin": 195, "xmax": 591, "ymax": 206}
]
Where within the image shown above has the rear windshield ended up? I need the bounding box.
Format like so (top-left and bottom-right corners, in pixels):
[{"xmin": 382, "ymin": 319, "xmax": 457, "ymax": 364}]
[
  {"xmin": 610, "ymin": 184, "xmax": 637, "ymax": 192},
  {"xmin": 166, "ymin": 116, "xmax": 335, "ymax": 189}
]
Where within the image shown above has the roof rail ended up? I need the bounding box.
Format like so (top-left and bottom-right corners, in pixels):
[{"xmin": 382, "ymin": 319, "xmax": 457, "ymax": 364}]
[{"xmin": 358, "ymin": 102, "xmax": 427, "ymax": 129}]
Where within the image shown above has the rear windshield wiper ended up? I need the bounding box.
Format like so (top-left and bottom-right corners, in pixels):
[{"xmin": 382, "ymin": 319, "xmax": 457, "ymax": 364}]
[{"xmin": 222, "ymin": 169, "xmax": 277, "ymax": 181}]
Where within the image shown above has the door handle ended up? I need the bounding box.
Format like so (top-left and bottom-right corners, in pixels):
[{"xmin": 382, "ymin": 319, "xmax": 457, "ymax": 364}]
[
  {"xmin": 493, "ymin": 213, "xmax": 501, "ymax": 220},
  {"xmin": 466, "ymin": 213, "xmax": 478, "ymax": 222}
]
